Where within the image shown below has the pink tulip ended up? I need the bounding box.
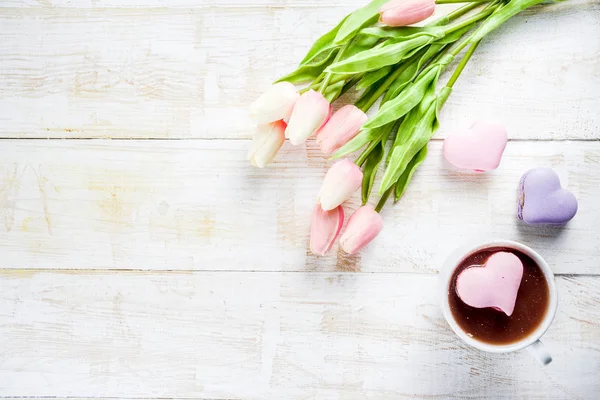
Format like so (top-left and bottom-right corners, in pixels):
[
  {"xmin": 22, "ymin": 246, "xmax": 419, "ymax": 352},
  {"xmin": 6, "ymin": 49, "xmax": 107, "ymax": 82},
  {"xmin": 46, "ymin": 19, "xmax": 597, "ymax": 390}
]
[
  {"xmin": 317, "ymin": 105, "xmax": 368, "ymax": 155},
  {"xmin": 285, "ymin": 90, "xmax": 331, "ymax": 146},
  {"xmin": 310, "ymin": 204, "xmax": 344, "ymax": 256},
  {"xmin": 319, "ymin": 159, "xmax": 363, "ymax": 211},
  {"xmin": 379, "ymin": 0, "xmax": 435, "ymax": 27},
  {"xmin": 247, "ymin": 120, "xmax": 286, "ymax": 168},
  {"xmin": 249, "ymin": 82, "xmax": 299, "ymax": 125},
  {"xmin": 340, "ymin": 206, "xmax": 384, "ymax": 254}
]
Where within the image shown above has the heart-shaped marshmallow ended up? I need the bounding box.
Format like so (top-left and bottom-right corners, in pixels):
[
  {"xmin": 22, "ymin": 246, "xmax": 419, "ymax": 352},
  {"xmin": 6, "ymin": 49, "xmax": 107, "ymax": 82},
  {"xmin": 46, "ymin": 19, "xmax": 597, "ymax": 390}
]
[
  {"xmin": 518, "ymin": 168, "xmax": 578, "ymax": 224},
  {"xmin": 443, "ymin": 121, "xmax": 508, "ymax": 172},
  {"xmin": 456, "ymin": 252, "xmax": 524, "ymax": 316}
]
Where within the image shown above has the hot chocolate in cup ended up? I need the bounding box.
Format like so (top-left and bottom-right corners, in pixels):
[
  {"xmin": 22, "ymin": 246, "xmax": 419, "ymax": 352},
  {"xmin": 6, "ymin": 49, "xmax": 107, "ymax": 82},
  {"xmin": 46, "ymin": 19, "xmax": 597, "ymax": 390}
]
[{"xmin": 440, "ymin": 240, "xmax": 558, "ymax": 365}]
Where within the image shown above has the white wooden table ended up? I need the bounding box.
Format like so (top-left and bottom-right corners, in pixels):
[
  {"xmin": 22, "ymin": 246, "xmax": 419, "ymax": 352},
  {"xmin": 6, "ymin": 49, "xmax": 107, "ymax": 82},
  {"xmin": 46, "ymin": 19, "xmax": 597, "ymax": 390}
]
[{"xmin": 0, "ymin": 0, "xmax": 599, "ymax": 398}]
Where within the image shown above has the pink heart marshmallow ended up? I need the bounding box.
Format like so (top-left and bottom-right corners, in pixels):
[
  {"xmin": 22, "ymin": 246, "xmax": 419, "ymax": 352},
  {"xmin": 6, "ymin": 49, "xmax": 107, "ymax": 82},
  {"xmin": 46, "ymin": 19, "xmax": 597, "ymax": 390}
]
[
  {"xmin": 456, "ymin": 252, "xmax": 524, "ymax": 316},
  {"xmin": 443, "ymin": 121, "xmax": 508, "ymax": 172}
]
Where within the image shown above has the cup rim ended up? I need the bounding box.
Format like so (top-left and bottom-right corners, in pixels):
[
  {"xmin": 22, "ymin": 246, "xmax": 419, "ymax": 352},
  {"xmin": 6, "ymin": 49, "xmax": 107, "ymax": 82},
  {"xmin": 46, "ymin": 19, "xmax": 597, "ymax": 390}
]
[{"xmin": 440, "ymin": 239, "xmax": 558, "ymax": 353}]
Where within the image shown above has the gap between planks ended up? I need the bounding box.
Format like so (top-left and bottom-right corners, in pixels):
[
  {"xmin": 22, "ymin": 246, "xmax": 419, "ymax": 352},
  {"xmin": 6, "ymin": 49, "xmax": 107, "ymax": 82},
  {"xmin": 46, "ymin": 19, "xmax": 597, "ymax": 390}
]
[
  {"xmin": 0, "ymin": 398, "xmax": 236, "ymax": 400},
  {"xmin": 1, "ymin": 138, "xmax": 600, "ymax": 141},
  {"xmin": 1, "ymin": 269, "xmax": 599, "ymax": 277},
  {"xmin": 0, "ymin": 0, "xmax": 592, "ymax": 8}
]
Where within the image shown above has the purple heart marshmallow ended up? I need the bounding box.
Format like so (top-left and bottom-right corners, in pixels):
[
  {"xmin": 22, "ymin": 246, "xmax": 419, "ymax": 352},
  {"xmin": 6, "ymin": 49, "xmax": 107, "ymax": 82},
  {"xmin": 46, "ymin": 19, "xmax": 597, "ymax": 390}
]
[{"xmin": 517, "ymin": 168, "xmax": 578, "ymax": 224}]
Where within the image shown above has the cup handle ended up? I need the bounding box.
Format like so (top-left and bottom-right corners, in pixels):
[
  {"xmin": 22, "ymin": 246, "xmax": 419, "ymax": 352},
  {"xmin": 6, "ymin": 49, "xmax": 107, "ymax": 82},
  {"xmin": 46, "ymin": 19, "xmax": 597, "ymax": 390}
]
[{"xmin": 527, "ymin": 340, "xmax": 552, "ymax": 365}]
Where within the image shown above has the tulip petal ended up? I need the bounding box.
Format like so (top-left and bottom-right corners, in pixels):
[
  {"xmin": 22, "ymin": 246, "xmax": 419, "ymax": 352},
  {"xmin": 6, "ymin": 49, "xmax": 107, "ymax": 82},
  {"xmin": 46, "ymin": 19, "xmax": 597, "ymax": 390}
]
[
  {"xmin": 379, "ymin": 0, "xmax": 435, "ymax": 27},
  {"xmin": 285, "ymin": 90, "xmax": 331, "ymax": 146},
  {"xmin": 319, "ymin": 159, "xmax": 363, "ymax": 211},
  {"xmin": 249, "ymin": 82, "xmax": 299, "ymax": 125},
  {"xmin": 317, "ymin": 105, "xmax": 368, "ymax": 155},
  {"xmin": 247, "ymin": 121, "xmax": 286, "ymax": 168},
  {"xmin": 340, "ymin": 206, "xmax": 384, "ymax": 254},
  {"xmin": 310, "ymin": 204, "xmax": 344, "ymax": 256}
]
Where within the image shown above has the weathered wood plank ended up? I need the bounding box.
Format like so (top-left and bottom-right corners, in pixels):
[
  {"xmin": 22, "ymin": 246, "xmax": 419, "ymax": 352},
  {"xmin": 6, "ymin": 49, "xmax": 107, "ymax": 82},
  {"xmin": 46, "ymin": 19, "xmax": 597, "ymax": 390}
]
[
  {"xmin": 0, "ymin": 1, "xmax": 598, "ymax": 139},
  {"xmin": 0, "ymin": 140, "xmax": 598, "ymax": 273},
  {"xmin": 0, "ymin": 271, "xmax": 598, "ymax": 399},
  {"xmin": 0, "ymin": 0, "xmax": 593, "ymax": 8},
  {"xmin": 0, "ymin": 0, "xmax": 364, "ymax": 8}
]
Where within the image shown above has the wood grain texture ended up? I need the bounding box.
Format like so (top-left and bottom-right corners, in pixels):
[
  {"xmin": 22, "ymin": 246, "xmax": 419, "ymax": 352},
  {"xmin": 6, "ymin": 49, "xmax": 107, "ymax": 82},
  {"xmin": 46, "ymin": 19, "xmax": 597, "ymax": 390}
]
[
  {"xmin": 0, "ymin": 0, "xmax": 369, "ymax": 7},
  {"xmin": 0, "ymin": 1, "xmax": 599, "ymax": 399},
  {"xmin": 0, "ymin": 270, "xmax": 598, "ymax": 399},
  {"xmin": 0, "ymin": 0, "xmax": 598, "ymax": 139},
  {"xmin": 0, "ymin": 140, "xmax": 598, "ymax": 274}
]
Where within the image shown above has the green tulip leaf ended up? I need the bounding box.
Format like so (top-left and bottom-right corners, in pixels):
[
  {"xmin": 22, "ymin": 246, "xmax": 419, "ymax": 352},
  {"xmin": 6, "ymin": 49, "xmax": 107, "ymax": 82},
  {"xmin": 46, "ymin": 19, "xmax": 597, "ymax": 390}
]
[
  {"xmin": 299, "ymin": 15, "xmax": 348, "ymax": 66},
  {"xmin": 277, "ymin": 48, "xmax": 338, "ymax": 84},
  {"xmin": 346, "ymin": 34, "xmax": 380, "ymax": 58},
  {"xmin": 394, "ymin": 145, "xmax": 428, "ymax": 202},
  {"xmin": 360, "ymin": 124, "xmax": 394, "ymax": 204},
  {"xmin": 356, "ymin": 122, "xmax": 396, "ymax": 163},
  {"xmin": 331, "ymin": 126, "xmax": 382, "ymax": 159},
  {"xmin": 379, "ymin": 96, "xmax": 441, "ymax": 194},
  {"xmin": 354, "ymin": 70, "xmax": 391, "ymax": 111},
  {"xmin": 383, "ymin": 44, "xmax": 443, "ymax": 103},
  {"xmin": 437, "ymin": 23, "xmax": 475, "ymax": 44},
  {"xmin": 359, "ymin": 26, "xmax": 445, "ymax": 41},
  {"xmin": 388, "ymin": 106, "xmax": 421, "ymax": 162},
  {"xmin": 470, "ymin": 0, "xmax": 546, "ymax": 43},
  {"xmin": 334, "ymin": 0, "xmax": 389, "ymax": 45},
  {"xmin": 356, "ymin": 66, "xmax": 392, "ymax": 91},
  {"xmin": 436, "ymin": 86, "xmax": 453, "ymax": 116},
  {"xmin": 361, "ymin": 141, "xmax": 385, "ymax": 205},
  {"xmin": 337, "ymin": 75, "xmax": 362, "ymax": 98},
  {"xmin": 363, "ymin": 65, "xmax": 439, "ymax": 130},
  {"xmin": 323, "ymin": 80, "xmax": 345, "ymax": 103},
  {"xmin": 298, "ymin": 36, "xmax": 376, "ymax": 87},
  {"xmin": 326, "ymin": 35, "xmax": 434, "ymax": 74}
]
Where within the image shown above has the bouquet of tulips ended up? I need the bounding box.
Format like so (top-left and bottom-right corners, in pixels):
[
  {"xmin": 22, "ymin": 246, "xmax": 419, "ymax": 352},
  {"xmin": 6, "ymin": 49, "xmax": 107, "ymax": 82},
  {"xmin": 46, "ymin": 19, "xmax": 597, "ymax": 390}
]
[{"xmin": 247, "ymin": 0, "xmax": 554, "ymax": 256}]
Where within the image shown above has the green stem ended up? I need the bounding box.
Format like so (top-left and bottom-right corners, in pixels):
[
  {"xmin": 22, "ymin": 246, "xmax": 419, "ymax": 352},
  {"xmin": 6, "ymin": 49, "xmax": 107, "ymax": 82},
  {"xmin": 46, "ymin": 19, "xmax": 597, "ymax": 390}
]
[
  {"xmin": 444, "ymin": 1, "xmax": 487, "ymax": 22},
  {"xmin": 356, "ymin": 121, "xmax": 397, "ymax": 167},
  {"xmin": 446, "ymin": 40, "xmax": 481, "ymax": 88},
  {"xmin": 429, "ymin": 43, "xmax": 452, "ymax": 65},
  {"xmin": 429, "ymin": 1, "xmax": 485, "ymax": 27},
  {"xmin": 357, "ymin": 70, "xmax": 397, "ymax": 112},
  {"xmin": 319, "ymin": 43, "xmax": 349, "ymax": 94},
  {"xmin": 356, "ymin": 140, "xmax": 380, "ymax": 167},
  {"xmin": 311, "ymin": 72, "xmax": 353, "ymax": 91},
  {"xmin": 449, "ymin": 0, "xmax": 503, "ymax": 57},
  {"xmin": 469, "ymin": 0, "xmax": 546, "ymax": 43},
  {"xmin": 443, "ymin": 4, "xmax": 496, "ymax": 36},
  {"xmin": 374, "ymin": 185, "xmax": 395, "ymax": 213},
  {"xmin": 436, "ymin": 0, "xmax": 487, "ymax": 3},
  {"xmin": 336, "ymin": 75, "xmax": 362, "ymax": 99}
]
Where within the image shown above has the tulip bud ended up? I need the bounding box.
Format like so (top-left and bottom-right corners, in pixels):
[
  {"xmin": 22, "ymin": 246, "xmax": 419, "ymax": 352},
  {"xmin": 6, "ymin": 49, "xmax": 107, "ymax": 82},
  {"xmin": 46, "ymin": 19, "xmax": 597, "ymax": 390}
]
[
  {"xmin": 285, "ymin": 90, "xmax": 331, "ymax": 146},
  {"xmin": 318, "ymin": 159, "xmax": 363, "ymax": 211},
  {"xmin": 340, "ymin": 206, "xmax": 384, "ymax": 254},
  {"xmin": 379, "ymin": 0, "xmax": 436, "ymax": 27},
  {"xmin": 249, "ymin": 82, "xmax": 299, "ymax": 125},
  {"xmin": 310, "ymin": 204, "xmax": 344, "ymax": 256},
  {"xmin": 317, "ymin": 105, "xmax": 368, "ymax": 155},
  {"xmin": 247, "ymin": 121, "xmax": 286, "ymax": 168}
]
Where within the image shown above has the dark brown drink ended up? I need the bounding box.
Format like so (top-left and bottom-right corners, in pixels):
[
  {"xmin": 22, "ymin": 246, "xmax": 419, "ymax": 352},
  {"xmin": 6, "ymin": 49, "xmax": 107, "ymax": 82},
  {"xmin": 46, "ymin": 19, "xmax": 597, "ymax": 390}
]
[{"xmin": 448, "ymin": 247, "xmax": 550, "ymax": 345}]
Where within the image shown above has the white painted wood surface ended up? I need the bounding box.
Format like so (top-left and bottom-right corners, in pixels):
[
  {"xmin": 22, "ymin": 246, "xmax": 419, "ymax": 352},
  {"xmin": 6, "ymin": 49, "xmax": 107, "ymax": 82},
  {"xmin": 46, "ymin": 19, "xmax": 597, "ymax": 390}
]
[
  {"xmin": 0, "ymin": 0, "xmax": 599, "ymax": 399},
  {"xmin": 0, "ymin": 271, "xmax": 599, "ymax": 399},
  {"xmin": 0, "ymin": 140, "xmax": 599, "ymax": 274},
  {"xmin": 0, "ymin": 0, "xmax": 598, "ymax": 139}
]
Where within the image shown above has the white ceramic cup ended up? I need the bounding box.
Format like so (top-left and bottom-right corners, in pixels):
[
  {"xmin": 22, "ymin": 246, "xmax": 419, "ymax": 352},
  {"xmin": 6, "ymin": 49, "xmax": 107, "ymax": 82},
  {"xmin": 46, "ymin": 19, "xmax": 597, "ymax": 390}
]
[{"xmin": 440, "ymin": 240, "xmax": 558, "ymax": 365}]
